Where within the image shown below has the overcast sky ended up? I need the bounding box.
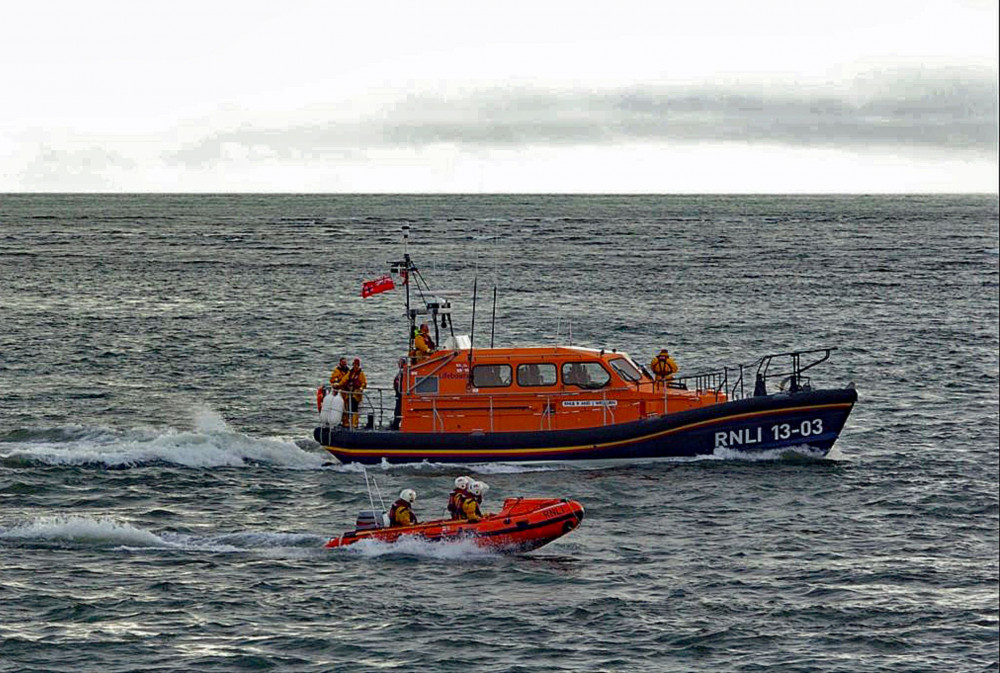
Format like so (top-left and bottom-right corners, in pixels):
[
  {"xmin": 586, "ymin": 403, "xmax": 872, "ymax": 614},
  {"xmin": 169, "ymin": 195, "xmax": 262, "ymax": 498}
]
[{"xmin": 2, "ymin": 0, "xmax": 997, "ymax": 193}]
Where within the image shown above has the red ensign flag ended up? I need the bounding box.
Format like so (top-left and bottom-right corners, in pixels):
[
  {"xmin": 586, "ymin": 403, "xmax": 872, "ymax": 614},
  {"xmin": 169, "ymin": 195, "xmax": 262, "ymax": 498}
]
[{"xmin": 361, "ymin": 274, "xmax": 395, "ymax": 298}]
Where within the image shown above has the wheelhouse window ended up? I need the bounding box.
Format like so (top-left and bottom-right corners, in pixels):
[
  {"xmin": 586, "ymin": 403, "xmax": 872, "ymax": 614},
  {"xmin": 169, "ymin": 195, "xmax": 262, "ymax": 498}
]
[
  {"xmin": 609, "ymin": 357, "xmax": 641, "ymax": 382},
  {"xmin": 516, "ymin": 363, "xmax": 557, "ymax": 387},
  {"xmin": 472, "ymin": 364, "xmax": 512, "ymax": 388},
  {"xmin": 413, "ymin": 376, "xmax": 439, "ymax": 394},
  {"xmin": 561, "ymin": 361, "xmax": 611, "ymax": 389}
]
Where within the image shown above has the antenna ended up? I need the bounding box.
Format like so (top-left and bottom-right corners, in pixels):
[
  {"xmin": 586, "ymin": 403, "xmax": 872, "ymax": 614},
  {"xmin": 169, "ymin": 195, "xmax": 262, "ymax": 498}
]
[
  {"xmin": 490, "ymin": 286, "xmax": 497, "ymax": 348},
  {"xmin": 490, "ymin": 224, "xmax": 499, "ymax": 349},
  {"xmin": 468, "ymin": 276, "xmax": 478, "ymax": 384}
]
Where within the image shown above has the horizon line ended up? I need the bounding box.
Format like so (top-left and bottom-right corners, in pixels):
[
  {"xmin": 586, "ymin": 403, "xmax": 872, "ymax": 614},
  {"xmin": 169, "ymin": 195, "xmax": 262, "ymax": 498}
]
[{"xmin": 2, "ymin": 191, "xmax": 998, "ymax": 197}]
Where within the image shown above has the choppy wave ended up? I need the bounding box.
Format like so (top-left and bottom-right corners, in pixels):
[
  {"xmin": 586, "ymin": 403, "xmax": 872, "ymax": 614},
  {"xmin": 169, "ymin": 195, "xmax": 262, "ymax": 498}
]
[
  {"xmin": 0, "ymin": 515, "xmax": 172, "ymax": 548},
  {"xmin": 0, "ymin": 411, "xmax": 327, "ymax": 469},
  {"xmin": 0, "ymin": 515, "xmax": 327, "ymax": 552}
]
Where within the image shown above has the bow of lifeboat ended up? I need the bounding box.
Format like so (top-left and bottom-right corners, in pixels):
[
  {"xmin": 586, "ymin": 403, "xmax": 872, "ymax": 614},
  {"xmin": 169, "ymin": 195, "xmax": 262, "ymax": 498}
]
[{"xmin": 325, "ymin": 497, "xmax": 584, "ymax": 553}]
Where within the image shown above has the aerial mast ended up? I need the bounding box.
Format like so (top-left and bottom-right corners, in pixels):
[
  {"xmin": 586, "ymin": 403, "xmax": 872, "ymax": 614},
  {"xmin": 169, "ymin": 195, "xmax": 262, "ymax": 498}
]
[{"xmin": 399, "ymin": 225, "xmax": 414, "ymax": 352}]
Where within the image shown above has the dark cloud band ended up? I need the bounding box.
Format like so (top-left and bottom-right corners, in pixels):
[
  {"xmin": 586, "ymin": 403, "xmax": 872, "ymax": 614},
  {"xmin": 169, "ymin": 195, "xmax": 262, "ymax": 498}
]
[{"xmin": 167, "ymin": 67, "xmax": 998, "ymax": 166}]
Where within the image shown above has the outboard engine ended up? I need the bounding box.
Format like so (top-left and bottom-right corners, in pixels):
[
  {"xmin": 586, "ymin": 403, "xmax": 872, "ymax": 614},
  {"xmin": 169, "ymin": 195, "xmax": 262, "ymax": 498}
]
[{"xmin": 355, "ymin": 509, "xmax": 389, "ymax": 531}]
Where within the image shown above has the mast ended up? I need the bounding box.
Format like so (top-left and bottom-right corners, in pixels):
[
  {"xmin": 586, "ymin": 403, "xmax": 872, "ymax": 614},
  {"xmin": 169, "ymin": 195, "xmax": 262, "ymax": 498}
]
[
  {"xmin": 490, "ymin": 286, "xmax": 497, "ymax": 348},
  {"xmin": 398, "ymin": 225, "xmax": 415, "ymax": 353},
  {"xmin": 467, "ymin": 276, "xmax": 478, "ymax": 386}
]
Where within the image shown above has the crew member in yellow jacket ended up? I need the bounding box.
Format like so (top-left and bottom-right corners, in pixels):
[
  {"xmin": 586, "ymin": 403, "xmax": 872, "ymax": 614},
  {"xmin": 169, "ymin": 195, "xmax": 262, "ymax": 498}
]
[
  {"xmin": 329, "ymin": 357, "xmax": 349, "ymax": 385},
  {"xmin": 333, "ymin": 358, "xmax": 368, "ymax": 428},
  {"xmin": 650, "ymin": 348, "xmax": 679, "ymax": 387},
  {"xmin": 460, "ymin": 480, "xmax": 490, "ymax": 521},
  {"xmin": 411, "ymin": 323, "xmax": 437, "ymax": 360},
  {"xmin": 389, "ymin": 489, "xmax": 418, "ymax": 527}
]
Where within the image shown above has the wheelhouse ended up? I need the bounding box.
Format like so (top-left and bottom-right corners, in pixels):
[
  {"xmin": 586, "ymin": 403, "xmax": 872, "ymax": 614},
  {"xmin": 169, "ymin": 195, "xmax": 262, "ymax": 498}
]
[{"xmin": 396, "ymin": 346, "xmax": 725, "ymax": 433}]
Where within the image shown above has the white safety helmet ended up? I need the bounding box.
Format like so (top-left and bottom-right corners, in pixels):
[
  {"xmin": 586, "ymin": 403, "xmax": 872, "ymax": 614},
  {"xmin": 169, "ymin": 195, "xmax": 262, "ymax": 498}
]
[
  {"xmin": 454, "ymin": 476, "xmax": 471, "ymax": 490},
  {"xmin": 399, "ymin": 488, "xmax": 416, "ymax": 504},
  {"xmin": 470, "ymin": 481, "xmax": 489, "ymax": 497}
]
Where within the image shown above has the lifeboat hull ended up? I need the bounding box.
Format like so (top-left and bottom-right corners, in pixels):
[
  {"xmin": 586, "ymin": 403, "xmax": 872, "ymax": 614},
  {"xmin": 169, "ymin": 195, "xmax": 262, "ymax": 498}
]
[
  {"xmin": 315, "ymin": 387, "xmax": 857, "ymax": 465},
  {"xmin": 324, "ymin": 497, "xmax": 585, "ymax": 553}
]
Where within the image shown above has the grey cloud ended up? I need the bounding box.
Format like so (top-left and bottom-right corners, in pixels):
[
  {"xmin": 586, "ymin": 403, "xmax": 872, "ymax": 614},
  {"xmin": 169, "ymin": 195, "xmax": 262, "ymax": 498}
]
[{"xmin": 167, "ymin": 67, "xmax": 998, "ymax": 166}]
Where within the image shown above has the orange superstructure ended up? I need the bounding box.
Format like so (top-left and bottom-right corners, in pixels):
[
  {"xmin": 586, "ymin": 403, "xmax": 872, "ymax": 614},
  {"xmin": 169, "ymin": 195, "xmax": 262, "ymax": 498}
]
[{"xmin": 397, "ymin": 346, "xmax": 726, "ymax": 434}]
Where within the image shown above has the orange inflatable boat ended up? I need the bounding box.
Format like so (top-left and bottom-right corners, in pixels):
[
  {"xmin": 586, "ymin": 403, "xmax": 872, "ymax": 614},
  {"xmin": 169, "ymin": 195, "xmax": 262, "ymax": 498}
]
[{"xmin": 324, "ymin": 497, "xmax": 585, "ymax": 553}]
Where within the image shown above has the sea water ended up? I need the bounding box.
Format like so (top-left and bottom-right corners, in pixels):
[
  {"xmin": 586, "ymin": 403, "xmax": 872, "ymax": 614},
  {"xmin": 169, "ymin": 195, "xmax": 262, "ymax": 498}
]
[{"xmin": 1, "ymin": 194, "xmax": 997, "ymax": 672}]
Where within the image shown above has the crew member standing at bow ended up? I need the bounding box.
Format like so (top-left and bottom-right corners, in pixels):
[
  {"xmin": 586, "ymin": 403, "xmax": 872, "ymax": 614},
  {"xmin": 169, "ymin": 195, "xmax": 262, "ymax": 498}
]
[
  {"xmin": 338, "ymin": 358, "xmax": 368, "ymax": 429},
  {"xmin": 650, "ymin": 348, "xmax": 679, "ymax": 388},
  {"xmin": 330, "ymin": 357, "xmax": 350, "ymax": 386},
  {"xmin": 389, "ymin": 489, "xmax": 419, "ymax": 527}
]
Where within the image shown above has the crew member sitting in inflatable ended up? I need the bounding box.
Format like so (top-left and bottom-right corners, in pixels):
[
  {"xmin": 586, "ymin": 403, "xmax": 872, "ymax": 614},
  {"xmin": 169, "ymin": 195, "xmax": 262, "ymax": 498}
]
[
  {"xmin": 334, "ymin": 358, "xmax": 367, "ymax": 428},
  {"xmin": 650, "ymin": 348, "xmax": 679, "ymax": 387},
  {"xmin": 411, "ymin": 323, "xmax": 437, "ymax": 361},
  {"xmin": 389, "ymin": 489, "xmax": 419, "ymax": 527},
  {"xmin": 460, "ymin": 480, "xmax": 490, "ymax": 522},
  {"xmin": 447, "ymin": 476, "xmax": 472, "ymax": 520}
]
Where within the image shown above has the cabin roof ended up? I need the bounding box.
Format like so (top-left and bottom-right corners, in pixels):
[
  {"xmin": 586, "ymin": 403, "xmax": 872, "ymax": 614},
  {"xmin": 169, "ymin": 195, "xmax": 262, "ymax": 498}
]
[{"xmin": 418, "ymin": 345, "xmax": 631, "ymax": 361}]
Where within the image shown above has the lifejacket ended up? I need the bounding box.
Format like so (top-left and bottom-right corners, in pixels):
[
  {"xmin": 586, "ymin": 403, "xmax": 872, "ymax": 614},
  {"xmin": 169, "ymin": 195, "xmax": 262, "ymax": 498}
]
[
  {"xmin": 343, "ymin": 367, "xmax": 366, "ymax": 392},
  {"xmin": 413, "ymin": 333, "xmax": 435, "ymax": 356},
  {"xmin": 330, "ymin": 365, "xmax": 349, "ymax": 386},
  {"xmin": 316, "ymin": 386, "xmax": 326, "ymax": 412},
  {"xmin": 460, "ymin": 496, "xmax": 483, "ymax": 522},
  {"xmin": 447, "ymin": 489, "xmax": 469, "ymax": 520},
  {"xmin": 651, "ymin": 353, "xmax": 678, "ymax": 379},
  {"xmin": 388, "ymin": 499, "xmax": 418, "ymax": 527}
]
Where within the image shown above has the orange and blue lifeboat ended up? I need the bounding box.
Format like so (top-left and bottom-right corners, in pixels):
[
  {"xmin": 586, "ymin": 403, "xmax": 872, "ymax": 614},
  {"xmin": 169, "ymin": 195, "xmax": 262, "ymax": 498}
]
[{"xmin": 315, "ymin": 346, "xmax": 857, "ymax": 465}]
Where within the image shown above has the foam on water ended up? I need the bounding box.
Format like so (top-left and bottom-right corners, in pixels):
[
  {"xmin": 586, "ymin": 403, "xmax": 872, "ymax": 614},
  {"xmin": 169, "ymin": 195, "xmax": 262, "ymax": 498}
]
[
  {"xmin": 0, "ymin": 515, "xmax": 174, "ymax": 548},
  {"xmin": 0, "ymin": 515, "xmax": 328, "ymax": 553},
  {"xmin": 710, "ymin": 444, "xmax": 835, "ymax": 461},
  {"xmin": 339, "ymin": 535, "xmax": 496, "ymax": 560},
  {"xmin": 0, "ymin": 410, "xmax": 327, "ymax": 469}
]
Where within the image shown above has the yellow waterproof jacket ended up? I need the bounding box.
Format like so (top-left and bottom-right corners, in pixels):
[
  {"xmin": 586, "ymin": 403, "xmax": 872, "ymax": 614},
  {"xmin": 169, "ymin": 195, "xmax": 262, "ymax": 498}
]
[
  {"xmin": 412, "ymin": 333, "xmax": 435, "ymax": 358},
  {"xmin": 329, "ymin": 366, "xmax": 349, "ymax": 386}
]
